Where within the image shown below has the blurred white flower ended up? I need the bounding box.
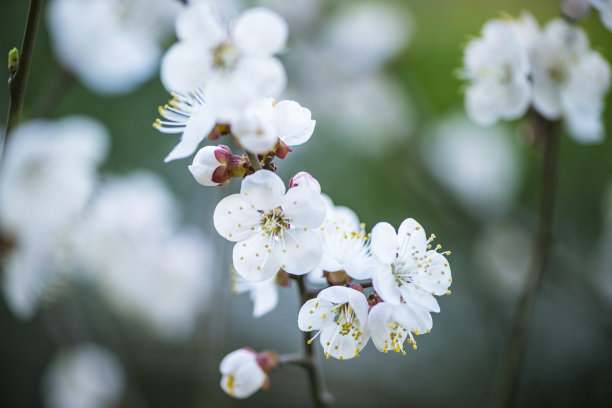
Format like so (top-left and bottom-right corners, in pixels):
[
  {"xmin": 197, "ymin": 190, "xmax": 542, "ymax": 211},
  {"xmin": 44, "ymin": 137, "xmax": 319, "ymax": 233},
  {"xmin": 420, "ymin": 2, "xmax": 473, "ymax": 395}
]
[
  {"xmin": 213, "ymin": 170, "xmax": 326, "ymax": 281},
  {"xmin": 43, "ymin": 344, "xmax": 124, "ymax": 408},
  {"xmin": 530, "ymin": 19, "xmax": 610, "ymax": 142},
  {"xmin": 255, "ymin": 0, "xmax": 322, "ymax": 27},
  {"xmin": 232, "ymin": 272, "xmax": 278, "ymax": 318},
  {"xmin": 463, "ymin": 18, "xmax": 531, "ymax": 125},
  {"xmin": 421, "ymin": 114, "xmax": 521, "ymax": 216},
  {"xmin": 367, "ymin": 301, "xmax": 432, "ymax": 354},
  {"xmin": 370, "ymin": 219, "xmax": 451, "ymax": 312},
  {"xmin": 0, "ymin": 117, "xmax": 108, "ymax": 319},
  {"xmin": 474, "ymin": 222, "xmax": 533, "ymax": 300},
  {"xmin": 161, "ymin": 4, "xmax": 287, "ymax": 116},
  {"xmin": 47, "ymin": 0, "xmax": 180, "ymax": 94},
  {"xmin": 73, "ymin": 173, "xmax": 214, "ymax": 340},
  {"xmin": 219, "ymin": 348, "xmax": 267, "ymax": 398},
  {"xmin": 324, "ymin": 2, "xmax": 413, "ymax": 74},
  {"xmin": 298, "ymin": 285, "xmax": 370, "ymax": 360},
  {"xmin": 590, "ymin": 0, "xmax": 612, "ymax": 31}
]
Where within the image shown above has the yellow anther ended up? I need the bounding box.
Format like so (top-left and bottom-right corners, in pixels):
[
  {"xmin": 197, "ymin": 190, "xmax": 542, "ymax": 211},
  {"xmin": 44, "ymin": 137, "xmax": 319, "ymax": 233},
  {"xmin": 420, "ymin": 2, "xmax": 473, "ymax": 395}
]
[
  {"xmin": 307, "ymin": 340, "xmax": 312, "ymax": 344},
  {"xmin": 321, "ymin": 314, "xmax": 326, "ymax": 319},
  {"xmin": 446, "ymin": 290, "xmax": 452, "ymax": 295}
]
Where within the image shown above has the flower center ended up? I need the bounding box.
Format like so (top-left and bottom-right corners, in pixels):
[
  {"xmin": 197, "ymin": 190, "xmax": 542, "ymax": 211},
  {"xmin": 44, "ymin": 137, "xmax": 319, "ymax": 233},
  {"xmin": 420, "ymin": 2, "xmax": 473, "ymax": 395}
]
[
  {"xmin": 212, "ymin": 42, "xmax": 241, "ymax": 71},
  {"xmin": 225, "ymin": 375, "xmax": 235, "ymax": 395},
  {"xmin": 260, "ymin": 208, "xmax": 289, "ymax": 237}
]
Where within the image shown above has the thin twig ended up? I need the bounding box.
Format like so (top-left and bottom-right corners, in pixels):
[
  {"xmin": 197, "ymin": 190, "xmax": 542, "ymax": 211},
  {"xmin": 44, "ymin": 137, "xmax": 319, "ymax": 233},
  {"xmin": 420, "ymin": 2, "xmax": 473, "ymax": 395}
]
[
  {"xmin": 247, "ymin": 151, "xmax": 263, "ymax": 171},
  {"xmin": 494, "ymin": 112, "xmax": 561, "ymax": 408},
  {"xmin": 296, "ymin": 275, "xmax": 331, "ymax": 408},
  {"xmin": 4, "ymin": 0, "xmax": 44, "ymax": 139}
]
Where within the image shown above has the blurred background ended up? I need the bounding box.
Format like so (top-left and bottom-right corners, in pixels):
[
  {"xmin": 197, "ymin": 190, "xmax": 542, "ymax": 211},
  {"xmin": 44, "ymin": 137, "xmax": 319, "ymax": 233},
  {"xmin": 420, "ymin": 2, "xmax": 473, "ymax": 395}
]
[{"xmin": 1, "ymin": 0, "xmax": 612, "ymax": 407}]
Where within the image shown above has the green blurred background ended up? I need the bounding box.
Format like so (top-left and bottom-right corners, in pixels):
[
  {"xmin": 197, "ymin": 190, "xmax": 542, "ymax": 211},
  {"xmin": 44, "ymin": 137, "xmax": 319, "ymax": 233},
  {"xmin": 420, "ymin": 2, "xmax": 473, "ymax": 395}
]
[{"xmin": 1, "ymin": 0, "xmax": 611, "ymax": 407}]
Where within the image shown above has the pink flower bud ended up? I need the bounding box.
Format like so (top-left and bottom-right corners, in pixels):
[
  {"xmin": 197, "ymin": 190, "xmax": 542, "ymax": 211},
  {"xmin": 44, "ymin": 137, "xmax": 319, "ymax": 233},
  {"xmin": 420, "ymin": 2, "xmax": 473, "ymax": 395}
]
[
  {"xmin": 289, "ymin": 171, "xmax": 321, "ymax": 193},
  {"xmin": 255, "ymin": 351, "xmax": 279, "ymax": 373}
]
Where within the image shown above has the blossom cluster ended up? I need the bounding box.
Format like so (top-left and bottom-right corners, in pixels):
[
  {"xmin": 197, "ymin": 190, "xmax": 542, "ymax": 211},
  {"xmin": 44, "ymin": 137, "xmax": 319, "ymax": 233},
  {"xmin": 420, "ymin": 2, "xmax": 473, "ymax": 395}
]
[
  {"xmin": 463, "ymin": 12, "xmax": 610, "ymax": 142},
  {"xmin": 0, "ymin": 117, "xmax": 214, "ymax": 340},
  {"xmin": 150, "ymin": 2, "xmax": 453, "ymax": 401}
]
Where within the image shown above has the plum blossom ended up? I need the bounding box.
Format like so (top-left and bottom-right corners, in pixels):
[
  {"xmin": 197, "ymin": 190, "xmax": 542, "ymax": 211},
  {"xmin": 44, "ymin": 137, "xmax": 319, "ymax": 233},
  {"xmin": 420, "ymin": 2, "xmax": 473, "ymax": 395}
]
[
  {"xmin": 590, "ymin": 0, "xmax": 612, "ymax": 31},
  {"xmin": 232, "ymin": 272, "xmax": 279, "ymax": 318},
  {"xmin": 370, "ymin": 219, "xmax": 452, "ymax": 313},
  {"xmin": 530, "ymin": 19, "xmax": 610, "ymax": 142},
  {"xmin": 298, "ymin": 285, "xmax": 370, "ymax": 360},
  {"xmin": 47, "ymin": 0, "xmax": 179, "ymax": 94},
  {"xmin": 232, "ymin": 98, "xmax": 316, "ymax": 156},
  {"xmin": 367, "ymin": 302, "xmax": 432, "ymax": 354},
  {"xmin": 0, "ymin": 117, "xmax": 108, "ymax": 319},
  {"xmin": 316, "ymin": 197, "xmax": 373, "ymax": 282},
  {"xmin": 72, "ymin": 173, "xmax": 214, "ymax": 340},
  {"xmin": 220, "ymin": 349, "xmax": 267, "ymax": 399},
  {"xmin": 43, "ymin": 344, "xmax": 124, "ymax": 408},
  {"xmin": 214, "ymin": 170, "xmax": 326, "ymax": 281},
  {"xmin": 161, "ymin": 3, "xmax": 287, "ymax": 116},
  {"xmin": 189, "ymin": 145, "xmax": 249, "ymax": 186},
  {"xmin": 463, "ymin": 18, "xmax": 531, "ymax": 125}
]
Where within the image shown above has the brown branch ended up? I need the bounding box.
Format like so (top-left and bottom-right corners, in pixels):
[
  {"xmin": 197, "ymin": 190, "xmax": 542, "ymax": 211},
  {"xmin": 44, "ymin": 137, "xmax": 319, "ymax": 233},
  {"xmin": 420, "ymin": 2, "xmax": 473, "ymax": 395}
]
[
  {"xmin": 4, "ymin": 0, "xmax": 44, "ymax": 139},
  {"xmin": 296, "ymin": 275, "xmax": 331, "ymax": 408},
  {"xmin": 494, "ymin": 112, "xmax": 561, "ymax": 407}
]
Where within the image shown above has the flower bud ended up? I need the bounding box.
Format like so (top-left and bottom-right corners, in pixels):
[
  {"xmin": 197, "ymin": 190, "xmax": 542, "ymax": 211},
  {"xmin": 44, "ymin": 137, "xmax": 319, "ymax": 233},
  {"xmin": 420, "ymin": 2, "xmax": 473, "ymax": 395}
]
[
  {"xmin": 289, "ymin": 171, "xmax": 321, "ymax": 193},
  {"xmin": 219, "ymin": 348, "xmax": 267, "ymax": 399},
  {"xmin": 189, "ymin": 145, "xmax": 248, "ymax": 187},
  {"xmin": 561, "ymin": 0, "xmax": 590, "ymax": 21},
  {"xmin": 255, "ymin": 351, "xmax": 279, "ymax": 373},
  {"xmin": 324, "ymin": 270, "xmax": 353, "ymax": 286}
]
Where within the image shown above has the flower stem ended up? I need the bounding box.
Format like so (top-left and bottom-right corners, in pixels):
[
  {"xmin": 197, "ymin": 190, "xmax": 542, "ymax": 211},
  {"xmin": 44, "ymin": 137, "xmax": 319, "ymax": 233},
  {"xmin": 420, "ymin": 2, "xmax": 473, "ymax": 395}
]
[
  {"xmin": 4, "ymin": 0, "xmax": 44, "ymax": 140},
  {"xmin": 495, "ymin": 112, "xmax": 560, "ymax": 407},
  {"xmin": 247, "ymin": 151, "xmax": 263, "ymax": 171},
  {"xmin": 296, "ymin": 275, "xmax": 331, "ymax": 408}
]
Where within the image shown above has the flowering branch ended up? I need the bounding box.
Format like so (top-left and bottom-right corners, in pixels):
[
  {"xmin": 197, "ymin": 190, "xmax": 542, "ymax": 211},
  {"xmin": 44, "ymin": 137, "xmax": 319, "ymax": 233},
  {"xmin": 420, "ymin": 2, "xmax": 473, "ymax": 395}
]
[
  {"xmin": 495, "ymin": 111, "xmax": 561, "ymax": 408},
  {"xmin": 247, "ymin": 151, "xmax": 263, "ymax": 171},
  {"xmin": 4, "ymin": 0, "xmax": 44, "ymax": 138},
  {"xmin": 296, "ymin": 275, "xmax": 331, "ymax": 408}
]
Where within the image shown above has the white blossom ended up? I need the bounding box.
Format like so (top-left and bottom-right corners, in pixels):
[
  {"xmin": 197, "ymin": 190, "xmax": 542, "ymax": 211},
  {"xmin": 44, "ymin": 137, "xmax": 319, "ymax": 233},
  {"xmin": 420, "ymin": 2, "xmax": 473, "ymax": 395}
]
[
  {"xmin": 214, "ymin": 170, "xmax": 326, "ymax": 281},
  {"xmin": 591, "ymin": 0, "xmax": 612, "ymax": 31},
  {"xmin": 219, "ymin": 348, "xmax": 267, "ymax": 399},
  {"xmin": 463, "ymin": 18, "xmax": 531, "ymax": 125},
  {"xmin": 231, "ymin": 98, "xmax": 316, "ymax": 155},
  {"xmin": 530, "ymin": 19, "xmax": 610, "ymax": 142},
  {"xmin": 72, "ymin": 173, "xmax": 214, "ymax": 340},
  {"xmin": 317, "ymin": 197, "xmax": 373, "ymax": 280},
  {"xmin": 370, "ymin": 219, "xmax": 452, "ymax": 313},
  {"xmin": 232, "ymin": 272, "xmax": 279, "ymax": 318},
  {"xmin": 367, "ymin": 302, "xmax": 432, "ymax": 354},
  {"xmin": 47, "ymin": 0, "xmax": 179, "ymax": 94},
  {"xmin": 0, "ymin": 117, "xmax": 108, "ymax": 319},
  {"xmin": 298, "ymin": 286, "xmax": 370, "ymax": 360},
  {"xmin": 161, "ymin": 3, "xmax": 287, "ymax": 117},
  {"xmin": 43, "ymin": 344, "xmax": 124, "ymax": 408}
]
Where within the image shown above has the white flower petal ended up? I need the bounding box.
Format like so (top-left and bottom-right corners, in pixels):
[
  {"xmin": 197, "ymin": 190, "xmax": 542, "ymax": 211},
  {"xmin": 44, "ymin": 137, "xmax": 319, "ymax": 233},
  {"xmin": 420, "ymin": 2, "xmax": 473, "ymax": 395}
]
[
  {"xmin": 281, "ymin": 187, "xmax": 326, "ymax": 228},
  {"xmin": 240, "ymin": 170, "xmax": 285, "ymax": 211},
  {"xmin": 233, "ymin": 234, "xmax": 282, "ymax": 282},
  {"xmin": 411, "ymin": 251, "xmax": 452, "ymax": 296},
  {"xmin": 160, "ymin": 42, "xmax": 212, "ymax": 93},
  {"xmin": 367, "ymin": 302, "xmax": 394, "ymax": 351},
  {"xmin": 164, "ymin": 109, "xmax": 215, "ymax": 162},
  {"xmin": 397, "ymin": 218, "xmax": 427, "ymax": 258},
  {"xmin": 370, "ymin": 222, "xmax": 398, "ymax": 264},
  {"xmin": 213, "ymin": 194, "xmax": 261, "ymax": 242},
  {"xmin": 251, "ymin": 278, "xmax": 279, "ymax": 318},
  {"xmin": 373, "ymin": 264, "xmax": 402, "ymax": 305},
  {"xmin": 275, "ymin": 100, "xmax": 316, "ymax": 146},
  {"xmin": 233, "ymin": 8, "xmax": 288, "ymax": 55},
  {"xmin": 219, "ymin": 349, "xmax": 255, "ymax": 374},
  {"xmin": 280, "ymin": 230, "xmax": 322, "ymax": 275},
  {"xmin": 297, "ymin": 299, "xmax": 334, "ymax": 331},
  {"xmin": 234, "ymin": 56, "xmax": 287, "ymax": 98},
  {"xmin": 401, "ymin": 285, "xmax": 440, "ymax": 313},
  {"xmin": 176, "ymin": 2, "xmax": 225, "ymax": 44}
]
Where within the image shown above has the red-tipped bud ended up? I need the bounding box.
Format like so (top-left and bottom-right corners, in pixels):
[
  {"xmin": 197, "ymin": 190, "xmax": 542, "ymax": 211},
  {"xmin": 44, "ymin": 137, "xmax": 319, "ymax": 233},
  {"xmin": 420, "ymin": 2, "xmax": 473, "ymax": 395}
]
[
  {"xmin": 255, "ymin": 351, "xmax": 279, "ymax": 374},
  {"xmin": 189, "ymin": 145, "xmax": 250, "ymax": 186},
  {"xmin": 367, "ymin": 293, "xmax": 383, "ymax": 308},
  {"xmin": 289, "ymin": 171, "xmax": 321, "ymax": 193},
  {"xmin": 273, "ymin": 139, "xmax": 292, "ymax": 159},
  {"xmin": 349, "ymin": 284, "xmax": 364, "ymax": 294}
]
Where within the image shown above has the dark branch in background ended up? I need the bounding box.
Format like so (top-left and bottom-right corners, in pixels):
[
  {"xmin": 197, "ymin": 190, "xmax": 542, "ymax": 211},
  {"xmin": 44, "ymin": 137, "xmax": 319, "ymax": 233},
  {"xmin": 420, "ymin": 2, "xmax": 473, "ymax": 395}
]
[
  {"xmin": 3, "ymin": 0, "xmax": 44, "ymax": 149},
  {"xmin": 296, "ymin": 275, "xmax": 331, "ymax": 408},
  {"xmin": 495, "ymin": 111, "xmax": 561, "ymax": 408}
]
